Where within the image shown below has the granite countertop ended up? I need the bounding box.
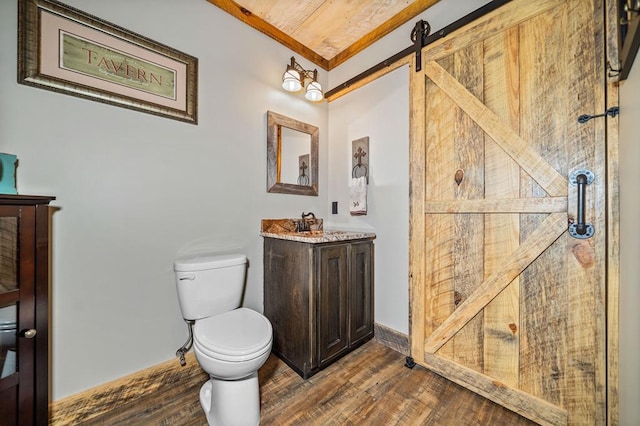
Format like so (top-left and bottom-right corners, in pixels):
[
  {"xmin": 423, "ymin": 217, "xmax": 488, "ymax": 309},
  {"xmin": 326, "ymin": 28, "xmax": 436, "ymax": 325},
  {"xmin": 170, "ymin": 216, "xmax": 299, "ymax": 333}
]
[
  {"xmin": 260, "ymin": 218, "xmax": 375, "ymax": 243},
  {"xmin": 260, "ymin": 229, "xmax": 376, "ymax": 243}
]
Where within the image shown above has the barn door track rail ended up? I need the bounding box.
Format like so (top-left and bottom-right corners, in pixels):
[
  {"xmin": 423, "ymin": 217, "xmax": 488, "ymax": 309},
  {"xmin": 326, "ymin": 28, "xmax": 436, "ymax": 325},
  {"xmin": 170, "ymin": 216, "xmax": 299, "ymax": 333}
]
[{"xmin": 324, "ymin": 0, "xmax": 510, "ymax": 98}]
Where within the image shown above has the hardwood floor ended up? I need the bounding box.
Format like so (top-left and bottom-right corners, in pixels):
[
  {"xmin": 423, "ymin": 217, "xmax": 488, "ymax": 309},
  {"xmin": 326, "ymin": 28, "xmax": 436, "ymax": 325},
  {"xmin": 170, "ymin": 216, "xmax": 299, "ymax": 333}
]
[{"xmin": 80, "ymin": 341, "xmax": 535, "ymax": 425}]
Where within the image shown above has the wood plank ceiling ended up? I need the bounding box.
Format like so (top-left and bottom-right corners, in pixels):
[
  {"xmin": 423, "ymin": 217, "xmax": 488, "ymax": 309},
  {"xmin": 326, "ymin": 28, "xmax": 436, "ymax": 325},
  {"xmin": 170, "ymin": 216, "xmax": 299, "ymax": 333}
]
[{"xmin": 206, "ymin": 0, "xmax": 441, "ymax": 70}]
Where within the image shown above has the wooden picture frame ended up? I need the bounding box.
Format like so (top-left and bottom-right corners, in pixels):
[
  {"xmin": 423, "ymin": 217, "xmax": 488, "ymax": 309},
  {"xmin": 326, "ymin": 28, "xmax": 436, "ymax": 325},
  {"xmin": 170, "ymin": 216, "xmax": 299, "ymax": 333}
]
[
  {"xmin": 619, "ymin": 0, "xmax": 640, "ymax": 80},
  {"xmin": 18, "ymin": 0, "xmax": 198, "ymax": 124}
]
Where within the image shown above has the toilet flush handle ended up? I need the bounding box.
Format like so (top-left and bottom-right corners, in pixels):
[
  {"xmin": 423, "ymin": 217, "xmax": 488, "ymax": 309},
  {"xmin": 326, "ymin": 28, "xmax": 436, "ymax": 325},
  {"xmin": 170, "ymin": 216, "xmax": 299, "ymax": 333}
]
[{"xmin": 179, "ymin": 273, "xmax": 196, "ymax": 281}]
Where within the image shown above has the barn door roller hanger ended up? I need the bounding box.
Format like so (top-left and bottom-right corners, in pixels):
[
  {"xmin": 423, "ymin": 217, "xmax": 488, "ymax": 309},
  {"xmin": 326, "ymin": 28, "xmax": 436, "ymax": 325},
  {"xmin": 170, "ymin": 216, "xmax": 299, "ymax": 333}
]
[{"xmin": 569, "ymin": 169, "xmax": 595, "ymax": 239}]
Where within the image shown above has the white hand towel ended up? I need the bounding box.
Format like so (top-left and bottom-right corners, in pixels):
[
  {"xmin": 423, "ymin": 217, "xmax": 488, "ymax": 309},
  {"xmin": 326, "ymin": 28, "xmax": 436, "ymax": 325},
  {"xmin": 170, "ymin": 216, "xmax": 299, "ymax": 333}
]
[{"xmin": 350, "ymin": 177, "xmax": 367, "ymax": 216}]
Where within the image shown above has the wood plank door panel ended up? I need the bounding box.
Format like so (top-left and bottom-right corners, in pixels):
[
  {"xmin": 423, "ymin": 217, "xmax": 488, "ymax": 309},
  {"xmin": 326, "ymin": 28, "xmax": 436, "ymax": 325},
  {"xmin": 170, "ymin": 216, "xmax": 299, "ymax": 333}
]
[
  {"xmin": 409, "ymin": 0, "xmax": 606, "ymax": 424},
  {"xmin": 349, "ymin": 242, "xmax": 374, "ymax": 345},
  {"xmin": 317, "ymin": 244, "xmax": 349, "ymax": 366}
]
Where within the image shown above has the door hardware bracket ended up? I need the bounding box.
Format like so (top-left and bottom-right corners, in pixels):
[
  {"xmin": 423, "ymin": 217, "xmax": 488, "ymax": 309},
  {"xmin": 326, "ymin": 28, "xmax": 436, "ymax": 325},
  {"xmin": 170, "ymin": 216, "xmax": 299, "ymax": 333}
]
[
  {"xmin": 569, "ymin": 169, "xmax": 594, "ymax": 185},
  {"xmin": 577, "ymin": 106, "xmax": 619, "ymax": 123},
  {"xmin": 569, "ymin": 169, "xmax": 595, "ymax": 239},
  {"xmin": 404, "ymin": 356, "xmax": 416, "ymax": 369},
  {"xmin": 410, "ymin": 20, "xmax": 430, "ymax": 72}
]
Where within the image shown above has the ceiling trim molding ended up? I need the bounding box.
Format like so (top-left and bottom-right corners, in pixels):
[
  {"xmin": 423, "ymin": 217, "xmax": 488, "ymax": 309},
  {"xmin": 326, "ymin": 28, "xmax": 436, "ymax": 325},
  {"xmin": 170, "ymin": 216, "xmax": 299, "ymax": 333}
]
[
  {"xmin": 207, "ymin": 0, "xmax": 329, "ymax": 70},
  {"xmin": 207, "ymin": 0, "xmax": 441, "ymax": 71},
  {"xmin": 325, "ymin": 0, "xmax": 510, "ymax": 101},
  {"xmin": 328, "ymin": 0, "xmax": 440, "ymax": 70}
]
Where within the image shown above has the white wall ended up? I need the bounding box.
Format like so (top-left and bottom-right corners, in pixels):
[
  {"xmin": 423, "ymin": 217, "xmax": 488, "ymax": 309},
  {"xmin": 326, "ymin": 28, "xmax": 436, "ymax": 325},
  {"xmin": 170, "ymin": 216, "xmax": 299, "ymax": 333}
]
[
  {"xmin": 327, "ymin": 69, "xmax": 410, "ymax": 333},
  {"xmin": 0, "ymin": 0, "xmax": 328, "ymax": 399},
  {"xmin": 618, "ymin": 57, "xmax": 640, "ymax": 425}
]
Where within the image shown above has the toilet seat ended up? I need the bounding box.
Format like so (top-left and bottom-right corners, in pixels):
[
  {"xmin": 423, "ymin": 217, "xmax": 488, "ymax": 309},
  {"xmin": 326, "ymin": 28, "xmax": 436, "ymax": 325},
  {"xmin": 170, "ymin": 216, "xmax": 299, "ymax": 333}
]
[{"xmin": 194, "ymin": 308, "xmax": 272, "ymax": 362}]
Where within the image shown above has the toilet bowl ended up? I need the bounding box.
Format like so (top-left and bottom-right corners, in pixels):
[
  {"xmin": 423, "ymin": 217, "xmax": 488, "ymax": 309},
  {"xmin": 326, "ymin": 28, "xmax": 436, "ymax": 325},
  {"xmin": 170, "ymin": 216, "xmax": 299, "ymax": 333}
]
[
  {"xmin": 193, "ymin": 307, "xmax": 272, "ymax": 426},
  {"xmin": 0, "ymin": 305, "xmax": 17, "ymax": 378},
  {"xmin": 174, "ymin": 253, "xmax": 273, "ymax": 426},
  {"xmin": 193, "ymin": 307, "xmax": 272, "ymax": 380},
  {"xmin": 0, "ymin": 305, "xmax": 17, "ymax": 346}
]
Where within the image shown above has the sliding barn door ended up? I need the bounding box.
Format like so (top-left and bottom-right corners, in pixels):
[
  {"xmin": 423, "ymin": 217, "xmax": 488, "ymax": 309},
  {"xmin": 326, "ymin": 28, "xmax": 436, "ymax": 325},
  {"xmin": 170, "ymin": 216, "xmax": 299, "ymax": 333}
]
[{"xmin": 409, "ymin": 0, "xmax": 607, "ymax": 424}]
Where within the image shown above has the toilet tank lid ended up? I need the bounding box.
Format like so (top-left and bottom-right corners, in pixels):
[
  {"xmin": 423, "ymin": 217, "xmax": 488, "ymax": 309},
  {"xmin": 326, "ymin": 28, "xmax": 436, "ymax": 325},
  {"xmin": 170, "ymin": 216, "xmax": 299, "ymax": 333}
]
[{"xmin": 174, "ymin": 253, "xmax": 247, "ymax": 272}]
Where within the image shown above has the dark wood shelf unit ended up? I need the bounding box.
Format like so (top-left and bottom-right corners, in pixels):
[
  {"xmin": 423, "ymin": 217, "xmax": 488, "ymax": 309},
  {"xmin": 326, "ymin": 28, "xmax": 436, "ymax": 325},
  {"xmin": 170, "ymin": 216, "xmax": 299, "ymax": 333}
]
[{"xmin": 0, "ymin": 194, "xmax": 55, "ymax": 426}]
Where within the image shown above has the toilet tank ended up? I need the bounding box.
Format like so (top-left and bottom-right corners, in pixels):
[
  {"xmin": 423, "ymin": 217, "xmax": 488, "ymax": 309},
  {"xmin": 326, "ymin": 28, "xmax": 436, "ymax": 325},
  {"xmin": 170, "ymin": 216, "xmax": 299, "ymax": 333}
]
[{"xmin": 174, "ymin": 253, "xmax": 247, "ymax": 320}]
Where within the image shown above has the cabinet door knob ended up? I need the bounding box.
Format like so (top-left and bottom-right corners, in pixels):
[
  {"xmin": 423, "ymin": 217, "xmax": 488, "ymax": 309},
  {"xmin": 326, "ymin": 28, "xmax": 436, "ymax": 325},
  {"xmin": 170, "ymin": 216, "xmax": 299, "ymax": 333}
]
[{"xmin": 20, "ymin": 329, "xmax": 37, "ymax": 339}]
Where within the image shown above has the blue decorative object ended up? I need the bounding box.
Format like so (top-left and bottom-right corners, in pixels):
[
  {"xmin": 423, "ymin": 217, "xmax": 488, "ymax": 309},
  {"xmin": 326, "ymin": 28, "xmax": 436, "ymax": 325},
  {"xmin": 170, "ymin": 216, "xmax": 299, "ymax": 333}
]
[{"xmin": 0, "ymin": 153, "xmax": 18, "ymax": 195}]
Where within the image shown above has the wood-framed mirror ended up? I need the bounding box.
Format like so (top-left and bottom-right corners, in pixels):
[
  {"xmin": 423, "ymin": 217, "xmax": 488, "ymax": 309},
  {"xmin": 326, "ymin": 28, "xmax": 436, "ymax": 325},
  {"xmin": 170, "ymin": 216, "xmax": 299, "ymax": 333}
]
[{"xmin": 267, "ymin": 111, "xmax": 319, "ymax": 196}]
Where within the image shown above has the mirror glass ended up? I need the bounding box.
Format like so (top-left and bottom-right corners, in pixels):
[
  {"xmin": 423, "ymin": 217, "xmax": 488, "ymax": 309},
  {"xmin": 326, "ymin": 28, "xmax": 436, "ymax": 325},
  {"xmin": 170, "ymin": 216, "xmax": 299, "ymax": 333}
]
[{"xmin": 267, "ymin": 111, "xmax": 318, "ymax": 196}]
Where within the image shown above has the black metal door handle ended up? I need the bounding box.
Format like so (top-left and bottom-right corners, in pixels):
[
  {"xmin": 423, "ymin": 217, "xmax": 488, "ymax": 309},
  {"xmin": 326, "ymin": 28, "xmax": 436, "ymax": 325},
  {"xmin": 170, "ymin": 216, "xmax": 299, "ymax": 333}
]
[{"xmin": 569, "ymin": 170, "xmax": 594, "ymax": 239}]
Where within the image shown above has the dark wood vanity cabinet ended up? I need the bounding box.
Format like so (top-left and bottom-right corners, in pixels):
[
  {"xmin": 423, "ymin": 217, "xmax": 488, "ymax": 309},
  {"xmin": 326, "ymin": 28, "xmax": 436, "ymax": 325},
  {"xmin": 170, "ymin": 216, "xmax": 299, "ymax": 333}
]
[
  {"xmin": 263, "ymin": 237, "xmax": 374, "ymax": 379},
  {"xmin": 0, "ymin": 195, "xmax": 54, "ymax": 426}
]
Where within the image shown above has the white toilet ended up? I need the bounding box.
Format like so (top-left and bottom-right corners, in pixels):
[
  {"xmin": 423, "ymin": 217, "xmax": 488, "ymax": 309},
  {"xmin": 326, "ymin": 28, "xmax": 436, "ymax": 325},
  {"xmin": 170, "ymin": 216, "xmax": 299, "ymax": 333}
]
[
  {"xmin": 174, "ymin": 253, "xmax": 272, "ymax": 426},
  {"xmin": 0, "ymin": 305, "xmax": 17, "ymax": 378}
]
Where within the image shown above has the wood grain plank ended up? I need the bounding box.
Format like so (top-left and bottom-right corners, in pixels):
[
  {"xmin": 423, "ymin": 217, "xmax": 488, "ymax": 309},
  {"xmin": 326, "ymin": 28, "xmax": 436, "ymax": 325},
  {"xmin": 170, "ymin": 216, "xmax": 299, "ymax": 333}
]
[
  {"xmin": 374, "ymin": 322, "xmax": 409, "ymax": 355},
  {"xmin": 482, "ymin": 26, "xmax": 521, "ymax": 388},
  {"xmin": 423, "ymin": 60, "xmax": 568, "ymax": 197},
  {"xmin": 50, "ymin": 353, "xmax": 206, "ymax": 425},
  {"xmin": 605, "ymin": 0, "xmax": 621, "ymax": 424},
  {"xmin": 423, "ymin": 0, "xmax": 564, "ymax": 63},
  {"xmin": 424, "ymin": 56, "xmax": 457, "ymax": 360},
  {"xmin": 261, "ymin": 342, "xmax": 535, "ymax": 425},
  {"xmin": 451, "ymin": 41, "xmax": 485, "ymax": 372},
  {"xmin": 562, "ymin": 1, "xmax": 607, "ymax": 423},
  {"xmin": 514, "ymin": 3, "xmax": 606, "ymax": 419},
  {"xmin": 206, "ymin": 0, "xmax": 329, "ymax": 69},
  {"xmin": 290, "ymin": 0, "xmax": 373, "ymax": 58},
  {"xmin": 424, "ymin": 212, "xmax": 568, "ymax": 354},
  {"xmin": 517, "ymin": 3, "xmax": 569, "ymax": 410},
  {"xmin": 329, "ymin": 0, "xmax": 561, "ymax": 97},
  {"xmin": 422, "ymin": 351, "xmax": 568, "ymax": 426},
  {"xmin": 408, "ymin": 52, "xmax": 427, "ymax": 364},
  {"xmin": 329, "ymin": 0, "xmax": 440, "ymax": 69},
  {"xmin": 211, "ymin": 0, "xmax": 440, "ymax": 69},
  {"xmin": 233, "ymin": 0, "xmax": 324, "ymax": 34},
  {"xmin": 51, "ymin": 342, "xmax": 537, "ymax": 425},
  {"xmin": 424, "ymin": 197, "xmax": 567, "ymax": 213}
]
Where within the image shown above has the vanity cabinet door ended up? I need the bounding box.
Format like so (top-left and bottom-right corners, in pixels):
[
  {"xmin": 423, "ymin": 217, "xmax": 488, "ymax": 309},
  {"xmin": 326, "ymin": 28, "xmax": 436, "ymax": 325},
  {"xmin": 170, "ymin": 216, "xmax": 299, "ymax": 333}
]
[
  {"xmin": 349, "ymin": 242, "xmax": 374, "ymax": 346},
  {"xmin": 263, "ymin": 238, "xmax": 315, "ymax": 377},
  {"xmin": 316, "ymin": 244, "xmax": 349, "ymax": 367}
]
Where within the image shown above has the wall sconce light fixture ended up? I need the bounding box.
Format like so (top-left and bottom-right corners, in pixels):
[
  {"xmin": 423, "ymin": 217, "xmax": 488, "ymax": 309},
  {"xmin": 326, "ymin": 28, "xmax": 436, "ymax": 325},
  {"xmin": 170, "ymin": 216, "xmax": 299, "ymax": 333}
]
[{"xmin": 282, "ymin": 56, "xmax": 324, "ymax": 102}]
